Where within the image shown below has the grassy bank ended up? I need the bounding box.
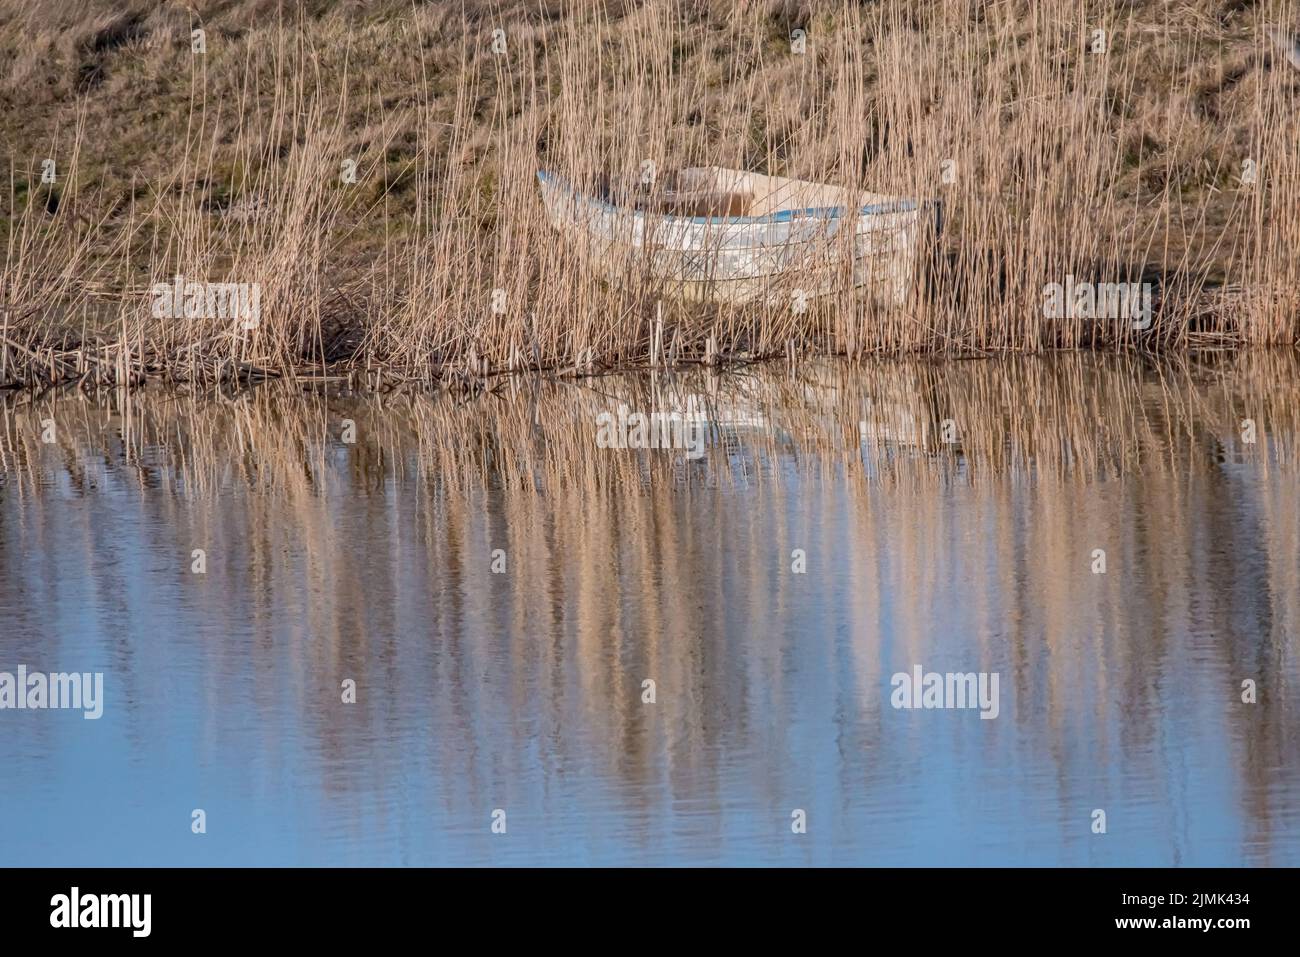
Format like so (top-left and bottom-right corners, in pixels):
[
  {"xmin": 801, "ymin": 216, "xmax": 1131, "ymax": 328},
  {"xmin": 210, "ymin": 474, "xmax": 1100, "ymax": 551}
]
[{"xmin": 1, "ymin": 0, "xmax": 1298, "ymax": 389}]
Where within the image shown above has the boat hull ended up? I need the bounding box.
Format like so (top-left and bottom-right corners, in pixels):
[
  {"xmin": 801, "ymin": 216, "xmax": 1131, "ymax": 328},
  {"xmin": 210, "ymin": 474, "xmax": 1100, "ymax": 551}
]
[{"xmin": 538, "ymin": 169, "xmax": 936, "ymax": 307}]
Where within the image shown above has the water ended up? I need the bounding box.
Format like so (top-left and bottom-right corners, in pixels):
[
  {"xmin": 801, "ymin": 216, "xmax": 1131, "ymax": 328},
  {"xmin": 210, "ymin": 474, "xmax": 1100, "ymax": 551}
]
[{"xmin": 1, "ymin": 353, "xmax": 1298, "ymax": 866}]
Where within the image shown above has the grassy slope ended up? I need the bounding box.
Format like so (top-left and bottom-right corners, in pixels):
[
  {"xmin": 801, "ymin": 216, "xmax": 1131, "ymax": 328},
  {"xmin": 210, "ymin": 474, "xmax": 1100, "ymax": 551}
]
[
  {"xmin": 0, "ymin": 1, "xmax": 1296, "ymax": 382},
  {"xmin": 0, "ymin": 2, "xmax": 1268, "ymax": 231}
]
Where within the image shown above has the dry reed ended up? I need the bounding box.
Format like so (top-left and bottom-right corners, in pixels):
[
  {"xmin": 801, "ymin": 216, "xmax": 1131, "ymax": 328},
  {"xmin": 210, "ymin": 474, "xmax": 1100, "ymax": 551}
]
[{"xmin": 0, "ymin": 0, "xmax": 1297, "ymax": 389}]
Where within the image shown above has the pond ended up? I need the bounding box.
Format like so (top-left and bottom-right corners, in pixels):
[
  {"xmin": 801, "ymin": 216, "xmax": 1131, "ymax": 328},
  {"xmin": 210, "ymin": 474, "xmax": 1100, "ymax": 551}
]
[{"xmin": 1, "ymin": 352, "xmax": 1297, "ymax": 865}]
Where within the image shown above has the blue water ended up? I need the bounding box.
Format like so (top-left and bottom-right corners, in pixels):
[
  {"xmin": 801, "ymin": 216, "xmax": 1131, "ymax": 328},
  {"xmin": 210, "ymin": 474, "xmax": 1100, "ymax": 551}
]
[{"xmin": 1, "ymin": 358, "xmax": 1297, "ymax": 865}]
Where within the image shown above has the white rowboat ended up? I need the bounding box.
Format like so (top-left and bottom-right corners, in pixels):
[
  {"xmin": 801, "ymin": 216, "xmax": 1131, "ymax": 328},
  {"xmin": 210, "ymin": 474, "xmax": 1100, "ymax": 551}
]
[{"xmin": 537, "ymin": 166, "xmax": 939, "ymax": 307}]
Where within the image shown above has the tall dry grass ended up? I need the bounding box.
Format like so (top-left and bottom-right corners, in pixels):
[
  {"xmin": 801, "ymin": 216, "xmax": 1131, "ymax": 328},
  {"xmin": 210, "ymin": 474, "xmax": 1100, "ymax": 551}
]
[{"xmin": 0, "ymin": 0, "xmax": 1297, "ymax": 388}]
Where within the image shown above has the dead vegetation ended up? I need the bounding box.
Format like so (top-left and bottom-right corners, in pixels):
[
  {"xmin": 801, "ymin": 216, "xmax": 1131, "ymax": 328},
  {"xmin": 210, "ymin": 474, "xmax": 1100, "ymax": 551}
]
[{"xmin": 0, "ymin": 0, "xmax": 1297, "ymax": 390}]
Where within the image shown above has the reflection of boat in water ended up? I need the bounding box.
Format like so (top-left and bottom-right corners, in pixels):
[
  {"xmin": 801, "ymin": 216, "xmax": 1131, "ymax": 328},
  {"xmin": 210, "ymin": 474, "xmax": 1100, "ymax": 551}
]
[
  {"xmin": 538, "ymin": 167, "xmax": 939, "ymax": 307},
  {"xmin": 638, "ymin": 389, "xmax": 770, "ymax": 433},
  {"xmin": 858, "ymin": 403, "xmax": 931, "ymax": 448},
  {"xmin": 639, "ymin": 364, "xmax": 937, "ymax": 450}
]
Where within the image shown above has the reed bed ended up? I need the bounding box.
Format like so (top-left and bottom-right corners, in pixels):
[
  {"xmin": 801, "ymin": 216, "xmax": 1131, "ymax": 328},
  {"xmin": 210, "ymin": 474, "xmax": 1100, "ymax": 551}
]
[{"xmin": 0, "ymin": 0, "xmax": 1297, "ymax": 389}]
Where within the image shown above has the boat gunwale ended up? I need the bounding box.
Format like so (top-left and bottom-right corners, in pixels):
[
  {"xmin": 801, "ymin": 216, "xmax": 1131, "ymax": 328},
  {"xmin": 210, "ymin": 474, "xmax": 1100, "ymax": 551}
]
[{"xmin": 537, "ymin": 170, "xmax": 924, "ymax": 226}]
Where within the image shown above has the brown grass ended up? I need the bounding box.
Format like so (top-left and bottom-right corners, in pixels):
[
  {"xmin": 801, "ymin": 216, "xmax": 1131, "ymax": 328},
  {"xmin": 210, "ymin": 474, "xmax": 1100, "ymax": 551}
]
[{"xmin": 0, "ymin": 0, "xmax": 1297, "ymax": 389}]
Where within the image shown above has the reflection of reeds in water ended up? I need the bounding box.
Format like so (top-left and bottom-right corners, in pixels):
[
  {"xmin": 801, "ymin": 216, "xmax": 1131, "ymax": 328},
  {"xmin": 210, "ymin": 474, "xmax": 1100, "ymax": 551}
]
[
  {"xmin": 5, "ymin": 351, "xmax": 1300, "ymax": 494},
  {"xmin": 2, "ymin": 352, "xmax": 1298, "ymax": 861}
]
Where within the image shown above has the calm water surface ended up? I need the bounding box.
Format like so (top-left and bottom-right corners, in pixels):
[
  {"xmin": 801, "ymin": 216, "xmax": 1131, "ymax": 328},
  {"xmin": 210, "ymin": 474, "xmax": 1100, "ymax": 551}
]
[{"xmin": 1, "ymin": 353, "xmax": 1297, "ymax": 865}]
